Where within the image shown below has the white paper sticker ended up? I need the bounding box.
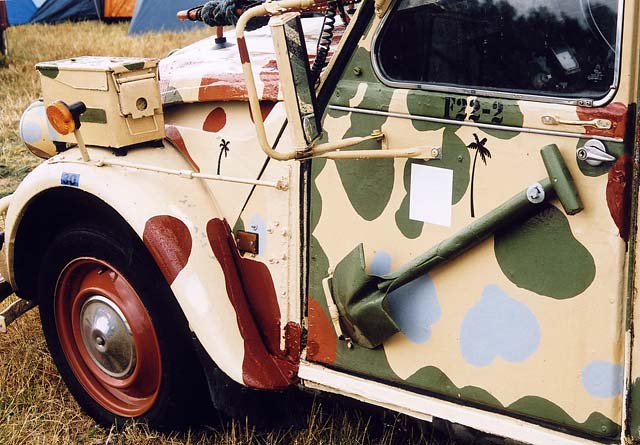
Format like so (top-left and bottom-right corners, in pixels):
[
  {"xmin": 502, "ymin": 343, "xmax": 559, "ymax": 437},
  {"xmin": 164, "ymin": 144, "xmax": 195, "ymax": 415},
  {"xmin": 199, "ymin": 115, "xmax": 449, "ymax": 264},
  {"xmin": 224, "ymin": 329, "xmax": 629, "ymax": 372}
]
[{"xmin": 409, "ymin": 164, "xmax": 453, "ymax": 227}]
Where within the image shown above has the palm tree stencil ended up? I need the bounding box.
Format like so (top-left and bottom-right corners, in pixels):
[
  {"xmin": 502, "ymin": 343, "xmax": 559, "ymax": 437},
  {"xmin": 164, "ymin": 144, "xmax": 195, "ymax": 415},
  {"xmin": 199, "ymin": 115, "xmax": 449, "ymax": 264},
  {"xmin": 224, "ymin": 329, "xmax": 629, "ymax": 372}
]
[
  {"xmin": 217, "ymin": 138, "xmax": 230, "ymax": 175},
  {"xmin": 467, "ymin": 133, "xmax": 492, "ymax": 218}
]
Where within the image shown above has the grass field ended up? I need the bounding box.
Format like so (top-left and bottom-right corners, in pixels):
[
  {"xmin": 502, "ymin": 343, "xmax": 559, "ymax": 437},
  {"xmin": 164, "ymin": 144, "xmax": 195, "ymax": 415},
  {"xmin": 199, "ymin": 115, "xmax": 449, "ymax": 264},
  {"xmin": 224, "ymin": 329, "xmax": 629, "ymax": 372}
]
[{"xmin": 0, "ymin": 21, "xmax": 456, "ymax": 445}]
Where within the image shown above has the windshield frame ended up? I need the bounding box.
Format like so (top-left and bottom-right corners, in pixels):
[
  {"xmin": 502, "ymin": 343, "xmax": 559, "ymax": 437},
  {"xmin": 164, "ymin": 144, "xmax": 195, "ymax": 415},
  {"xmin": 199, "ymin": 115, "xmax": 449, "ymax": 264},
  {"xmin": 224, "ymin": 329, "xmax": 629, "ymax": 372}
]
[{"xmin": 370, "ymin": 0, "xmax": 625, "ymax": 107}]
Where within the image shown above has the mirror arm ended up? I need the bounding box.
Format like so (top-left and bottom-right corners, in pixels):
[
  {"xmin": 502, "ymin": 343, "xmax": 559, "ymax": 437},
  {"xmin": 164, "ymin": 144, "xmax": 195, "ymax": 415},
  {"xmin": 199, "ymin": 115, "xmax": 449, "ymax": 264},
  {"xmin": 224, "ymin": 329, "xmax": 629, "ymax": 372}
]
[
  {"xmin": 300, "ymin": 131, "xmax": 442, "ymax": 161},
  {"xmin": 236, "ymin": 0, "xmax": 317, "ymax": 161},
  {"xmin": 307, "ymin": 130, "xmax": 385, "ymax": 155},
  {"xmin": 313, "ymin": 146, "xmax": 440, "ymax": 160}
]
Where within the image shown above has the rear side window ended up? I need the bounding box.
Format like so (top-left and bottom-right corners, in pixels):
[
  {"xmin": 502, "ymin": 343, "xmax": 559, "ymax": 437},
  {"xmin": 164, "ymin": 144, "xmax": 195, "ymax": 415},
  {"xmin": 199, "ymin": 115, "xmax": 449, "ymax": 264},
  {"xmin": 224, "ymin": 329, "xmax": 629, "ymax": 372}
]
[{"xmin": 375, "ymin": 0, "xmax": 620, "ymax": 100}]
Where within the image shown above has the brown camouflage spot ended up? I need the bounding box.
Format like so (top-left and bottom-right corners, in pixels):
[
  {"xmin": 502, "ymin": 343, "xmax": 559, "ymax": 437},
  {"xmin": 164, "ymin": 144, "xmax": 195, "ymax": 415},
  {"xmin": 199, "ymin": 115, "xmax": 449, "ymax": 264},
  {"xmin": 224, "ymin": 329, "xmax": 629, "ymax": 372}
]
[
  {"xmin": 258, "ymin": 60, "xmax": 280, "ymax": 102},
  {"xmin": 237, "ymin": 36, "xmax": 250, "ymax": 64},
  {"xmin": 143, "ymin": 215, "xmax": 192, "ymax": 285},
  {"xmin": 198, "ymin": 74, "xmax": 249, "ymax": 102},
  {"xmin": 307, "ymin": 296, "xmax": 337, "ymax": 364},
  {"xmin": 206, "ymin": 218, "xmax": 299, "ymax": 389},
  {"xmin": 284, "ymin": 321, "xmax": 302, "ymax": 361},
  {"xmin": 237, "ymin": 250, "xmax": 282, "ymax": 356},
  {"xmin": 606, "ymin": 154, "xmax": 631, "ymax": 241},
  {"xmin": 202, "ymin": 107, "xmax": 227, "ymax": 132},
  {"xmin": 577, "ymin": 102, "xmax": 627, "ymax": 139},
  {"xmin": 165, "ymin": 125, "xmax": 200, "ymax": 172}
]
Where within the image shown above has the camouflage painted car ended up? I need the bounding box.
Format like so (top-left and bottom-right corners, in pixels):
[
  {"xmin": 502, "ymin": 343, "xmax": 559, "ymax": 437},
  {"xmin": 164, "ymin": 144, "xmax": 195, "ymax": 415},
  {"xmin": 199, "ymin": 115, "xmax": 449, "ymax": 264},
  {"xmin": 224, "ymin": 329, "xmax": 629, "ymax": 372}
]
[{"xmin": 1, "ymin": 0, "xmax": 639, "ymax": 443}]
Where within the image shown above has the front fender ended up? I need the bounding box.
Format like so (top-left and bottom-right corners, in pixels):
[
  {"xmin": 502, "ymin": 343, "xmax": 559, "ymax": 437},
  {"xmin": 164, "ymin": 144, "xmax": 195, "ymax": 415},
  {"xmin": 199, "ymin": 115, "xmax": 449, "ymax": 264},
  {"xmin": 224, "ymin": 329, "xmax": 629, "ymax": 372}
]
[{"xmin": 4, "ymin": 143, "xmax": 248, "ymax": 385}]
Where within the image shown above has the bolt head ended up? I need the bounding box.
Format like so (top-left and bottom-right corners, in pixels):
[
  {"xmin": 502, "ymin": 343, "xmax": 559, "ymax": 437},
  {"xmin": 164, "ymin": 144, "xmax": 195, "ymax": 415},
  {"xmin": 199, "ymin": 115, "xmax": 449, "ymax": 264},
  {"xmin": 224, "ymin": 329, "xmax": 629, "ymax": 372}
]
[{"xmin": 526, "ymin": 183, "xmax": 545, "ymax": 204}]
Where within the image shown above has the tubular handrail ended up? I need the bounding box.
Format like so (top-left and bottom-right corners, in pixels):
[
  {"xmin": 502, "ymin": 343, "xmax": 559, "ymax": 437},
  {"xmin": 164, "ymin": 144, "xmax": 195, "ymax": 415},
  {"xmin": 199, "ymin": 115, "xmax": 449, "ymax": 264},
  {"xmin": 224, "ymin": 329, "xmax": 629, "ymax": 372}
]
[{"xmin": 236, "ymin": 0, "xmax": 316, "ymax": 161}]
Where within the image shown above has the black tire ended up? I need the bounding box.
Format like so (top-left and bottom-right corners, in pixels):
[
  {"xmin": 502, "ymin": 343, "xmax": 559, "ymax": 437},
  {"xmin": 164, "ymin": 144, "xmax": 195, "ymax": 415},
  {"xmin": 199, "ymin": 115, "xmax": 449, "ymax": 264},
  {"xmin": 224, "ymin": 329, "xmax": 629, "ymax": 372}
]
[{"xmin": 38, "ymin": 224, "xmax": 210, "ymax": 429}]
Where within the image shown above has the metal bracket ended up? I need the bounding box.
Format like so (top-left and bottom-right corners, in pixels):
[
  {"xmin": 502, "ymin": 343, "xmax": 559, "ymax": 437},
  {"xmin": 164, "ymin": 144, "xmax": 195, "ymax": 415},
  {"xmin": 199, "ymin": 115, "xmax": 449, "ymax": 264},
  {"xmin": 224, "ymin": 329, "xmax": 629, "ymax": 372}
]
[
  {"xmin": 429, "ymin": 147, "xmax": 442, "ymax": 160},
  {"xmin": 322, "ymin": 271, "xmax": 351, "ymax": 346},
  {"xmin": 236, "ymin": 230, "xmax": 259, "ymax": 255},
  {"xmin": 0, "ymin": 299, "xmax": 36, "ymax": 333}
]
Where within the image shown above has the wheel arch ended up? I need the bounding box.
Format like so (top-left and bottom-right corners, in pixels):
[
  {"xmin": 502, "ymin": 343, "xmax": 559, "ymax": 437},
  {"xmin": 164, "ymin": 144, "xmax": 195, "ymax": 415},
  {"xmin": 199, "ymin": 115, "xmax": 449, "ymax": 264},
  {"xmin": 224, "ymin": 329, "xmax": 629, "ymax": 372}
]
[
  {"xmin": 5, "ymin": 149, "xmax": 247, "ymax": 386},
  {"xmin": 13, "ymin": 187, "xmax": 131, "ymax": 301}
]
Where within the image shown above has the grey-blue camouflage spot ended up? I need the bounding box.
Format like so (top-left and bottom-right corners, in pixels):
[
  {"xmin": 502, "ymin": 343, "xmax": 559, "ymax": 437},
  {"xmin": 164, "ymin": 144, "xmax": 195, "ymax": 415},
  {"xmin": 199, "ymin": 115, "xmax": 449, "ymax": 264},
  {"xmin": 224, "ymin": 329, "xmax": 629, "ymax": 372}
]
[
  {"xmin": 460, "ymin": 285, "xmax": 540, "ymax": 367},
  {"xmin": 370, "ymin": 250, "xmax": 392, "ymax": 276},
  {"xmin": 582, "ymin": 361, "xmax": 624, "ymax": 398},
  {"xmin": 387, "ymin": 275, "xmax": 441, "ymax": 344}
]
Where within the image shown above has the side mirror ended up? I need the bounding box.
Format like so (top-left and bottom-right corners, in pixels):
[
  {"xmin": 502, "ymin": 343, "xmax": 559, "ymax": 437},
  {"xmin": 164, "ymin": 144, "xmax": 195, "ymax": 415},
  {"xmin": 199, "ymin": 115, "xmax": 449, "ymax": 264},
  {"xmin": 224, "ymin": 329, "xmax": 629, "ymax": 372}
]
[{"xmin": 271, "ymin": 12, "xmax": 322, "ymax": 147}]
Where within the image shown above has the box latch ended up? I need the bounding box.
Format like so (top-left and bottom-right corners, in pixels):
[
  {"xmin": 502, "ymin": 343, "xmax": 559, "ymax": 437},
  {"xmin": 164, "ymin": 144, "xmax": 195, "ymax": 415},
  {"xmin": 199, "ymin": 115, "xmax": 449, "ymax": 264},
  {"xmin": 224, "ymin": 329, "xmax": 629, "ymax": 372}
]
[{"xmin": 115, "ymin": 72, "xmax": 161, "ymax": 119}]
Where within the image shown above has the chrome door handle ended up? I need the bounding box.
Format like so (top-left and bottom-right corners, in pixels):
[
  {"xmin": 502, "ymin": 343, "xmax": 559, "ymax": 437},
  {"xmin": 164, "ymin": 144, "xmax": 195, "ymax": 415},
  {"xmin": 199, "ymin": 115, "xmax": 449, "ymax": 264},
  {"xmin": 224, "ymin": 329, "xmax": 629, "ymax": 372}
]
[{"xmin": 541, "ymin": 115, "xmax": 612, "ymax": 130}]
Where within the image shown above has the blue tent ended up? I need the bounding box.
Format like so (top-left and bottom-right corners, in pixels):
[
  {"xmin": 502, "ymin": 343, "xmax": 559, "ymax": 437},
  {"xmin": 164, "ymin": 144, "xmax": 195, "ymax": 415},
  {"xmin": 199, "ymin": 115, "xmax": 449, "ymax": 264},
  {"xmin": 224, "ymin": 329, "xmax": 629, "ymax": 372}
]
[
  {"xmin": 129, "ymin": 0, "xmax": 204, "ymax": 35},
  {"xmin": 30, "ymin": 0, "xmax": 103, "ymax": 24},
  {"xmin": 6, "ymin": 0, "xmax": 42, "ymax": 25}
]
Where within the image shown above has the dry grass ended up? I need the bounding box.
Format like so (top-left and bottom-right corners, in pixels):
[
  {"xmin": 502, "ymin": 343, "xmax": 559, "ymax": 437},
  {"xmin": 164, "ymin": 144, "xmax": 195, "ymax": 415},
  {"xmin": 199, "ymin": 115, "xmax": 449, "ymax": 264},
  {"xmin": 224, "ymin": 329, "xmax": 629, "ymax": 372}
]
[
  {"xmin": 0, "ymin": 21, "xmax": 455, "ymax": 445},
  {"xmin": 0, "ymin": 305, "xmax": 439, "ymax": 445},
  {"xmin": 0, "ymin": 307, "xmax": 447, "ymax": 444}
]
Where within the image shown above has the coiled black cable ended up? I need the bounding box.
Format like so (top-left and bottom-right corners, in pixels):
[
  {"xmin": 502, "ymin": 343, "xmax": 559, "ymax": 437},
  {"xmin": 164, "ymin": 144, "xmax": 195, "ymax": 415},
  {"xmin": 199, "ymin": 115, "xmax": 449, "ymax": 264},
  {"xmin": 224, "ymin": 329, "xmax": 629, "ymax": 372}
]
[{"xmin": 310, "ymin": 2, "xmax": 337, "ymax": 86}]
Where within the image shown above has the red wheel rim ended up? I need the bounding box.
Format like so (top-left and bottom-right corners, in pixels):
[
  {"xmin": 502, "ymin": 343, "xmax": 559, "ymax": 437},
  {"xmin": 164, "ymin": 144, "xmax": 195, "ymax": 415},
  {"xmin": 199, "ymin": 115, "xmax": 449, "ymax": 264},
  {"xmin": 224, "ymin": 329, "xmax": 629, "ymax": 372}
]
[{"xmin": 54, "ymin": 258, "xmax": 162, "ymax": 417}]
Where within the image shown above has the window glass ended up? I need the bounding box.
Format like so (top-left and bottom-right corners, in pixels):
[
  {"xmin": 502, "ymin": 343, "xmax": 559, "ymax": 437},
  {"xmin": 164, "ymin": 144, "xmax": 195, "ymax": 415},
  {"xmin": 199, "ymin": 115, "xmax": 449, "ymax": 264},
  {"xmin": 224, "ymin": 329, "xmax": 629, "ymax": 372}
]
[{"xmin": 376, "ymin": 0, "xmax": 619, "ymax": 99}]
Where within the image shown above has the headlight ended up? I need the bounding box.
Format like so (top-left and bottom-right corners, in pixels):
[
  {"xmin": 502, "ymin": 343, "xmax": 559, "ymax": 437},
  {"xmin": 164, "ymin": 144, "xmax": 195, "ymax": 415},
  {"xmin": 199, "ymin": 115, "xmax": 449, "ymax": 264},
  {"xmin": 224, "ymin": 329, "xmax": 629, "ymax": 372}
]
[{"xmin": 19, "ymin": 100, "xmax": 59, "ymax": 159}]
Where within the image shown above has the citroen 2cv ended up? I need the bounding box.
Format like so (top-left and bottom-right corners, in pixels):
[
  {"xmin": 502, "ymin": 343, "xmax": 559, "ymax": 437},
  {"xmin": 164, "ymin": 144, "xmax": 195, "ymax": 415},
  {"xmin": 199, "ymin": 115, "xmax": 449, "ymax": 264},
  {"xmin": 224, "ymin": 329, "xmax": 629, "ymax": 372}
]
[{"xmin": 1, "ymin": 0, "xmax": 638, "ymax": 443}]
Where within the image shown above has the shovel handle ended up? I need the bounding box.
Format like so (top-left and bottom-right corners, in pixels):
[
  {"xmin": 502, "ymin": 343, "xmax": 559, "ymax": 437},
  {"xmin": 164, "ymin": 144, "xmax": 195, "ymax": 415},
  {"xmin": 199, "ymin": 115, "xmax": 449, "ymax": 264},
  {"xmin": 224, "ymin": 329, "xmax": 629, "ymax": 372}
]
[{"xmin": 541, "ymin": 144, "xmax": 583, "ymax": 215}]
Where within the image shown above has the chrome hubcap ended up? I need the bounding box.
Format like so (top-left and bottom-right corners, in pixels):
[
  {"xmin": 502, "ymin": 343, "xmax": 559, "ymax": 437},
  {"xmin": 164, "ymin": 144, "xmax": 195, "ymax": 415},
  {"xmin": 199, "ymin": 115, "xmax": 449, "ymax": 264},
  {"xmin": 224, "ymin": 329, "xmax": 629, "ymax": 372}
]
[{"xmin": 80, "ymin": 295, "xmax": 136, "ymax": 379}]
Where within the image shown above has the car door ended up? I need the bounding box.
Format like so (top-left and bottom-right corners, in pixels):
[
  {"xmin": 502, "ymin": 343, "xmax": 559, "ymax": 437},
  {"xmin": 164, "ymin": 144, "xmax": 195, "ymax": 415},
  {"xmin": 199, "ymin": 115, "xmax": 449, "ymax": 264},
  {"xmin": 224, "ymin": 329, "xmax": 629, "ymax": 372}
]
[{"xmin": 306, "ymin": 0, "xmax": 633, "ymax": 439}]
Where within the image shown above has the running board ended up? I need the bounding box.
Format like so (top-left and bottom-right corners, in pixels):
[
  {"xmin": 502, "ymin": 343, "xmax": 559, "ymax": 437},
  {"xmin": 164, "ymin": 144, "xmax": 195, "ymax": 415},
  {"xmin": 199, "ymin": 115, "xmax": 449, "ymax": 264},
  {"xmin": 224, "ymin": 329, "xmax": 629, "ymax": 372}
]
[{"xmin": 298, "ymin": 362, "xmax": 606, "ymax": 445}]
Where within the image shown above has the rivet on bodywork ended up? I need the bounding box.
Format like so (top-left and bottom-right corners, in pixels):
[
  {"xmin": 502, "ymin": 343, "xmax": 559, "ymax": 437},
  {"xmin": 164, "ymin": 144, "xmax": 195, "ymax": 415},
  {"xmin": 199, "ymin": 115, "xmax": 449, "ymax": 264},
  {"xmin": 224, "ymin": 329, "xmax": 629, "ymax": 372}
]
[{"xmin": 276, "ymin": 178, "xmax": 289, "ymax": 191}]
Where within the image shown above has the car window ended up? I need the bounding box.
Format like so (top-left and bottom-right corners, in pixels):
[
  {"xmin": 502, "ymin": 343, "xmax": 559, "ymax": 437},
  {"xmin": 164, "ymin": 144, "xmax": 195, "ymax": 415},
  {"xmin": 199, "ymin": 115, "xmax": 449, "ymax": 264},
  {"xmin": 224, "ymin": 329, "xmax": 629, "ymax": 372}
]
[{"xmin": 375, "ymin": 0, "xmax": 619, "ymax": 100}]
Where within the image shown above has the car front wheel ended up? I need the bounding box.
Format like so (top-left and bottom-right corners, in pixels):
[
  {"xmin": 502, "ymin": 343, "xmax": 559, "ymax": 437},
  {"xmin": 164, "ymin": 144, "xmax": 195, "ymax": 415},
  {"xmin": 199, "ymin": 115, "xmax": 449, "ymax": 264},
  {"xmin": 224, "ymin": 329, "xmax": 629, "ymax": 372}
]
[{"xmin": 38, "ymin": 224, "xmax": 209, "ymax": 428}]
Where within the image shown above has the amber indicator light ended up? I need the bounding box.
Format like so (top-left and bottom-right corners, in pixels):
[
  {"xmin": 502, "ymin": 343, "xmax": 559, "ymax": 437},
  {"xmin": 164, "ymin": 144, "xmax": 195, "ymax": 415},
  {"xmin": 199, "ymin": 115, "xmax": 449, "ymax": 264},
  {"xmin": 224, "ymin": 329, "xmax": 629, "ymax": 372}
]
[{"xmin": 46, "ymin": 101, "xmax": 76, "ymax": 135}]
